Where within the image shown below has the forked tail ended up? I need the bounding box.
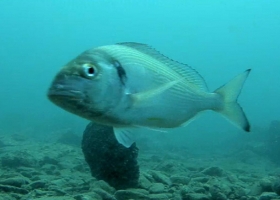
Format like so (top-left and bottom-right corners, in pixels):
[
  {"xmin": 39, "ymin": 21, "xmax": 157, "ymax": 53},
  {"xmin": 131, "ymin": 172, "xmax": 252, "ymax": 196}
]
[{"xmin": 214, "ymin": 69, "xmax": 251, "ymax": 132}]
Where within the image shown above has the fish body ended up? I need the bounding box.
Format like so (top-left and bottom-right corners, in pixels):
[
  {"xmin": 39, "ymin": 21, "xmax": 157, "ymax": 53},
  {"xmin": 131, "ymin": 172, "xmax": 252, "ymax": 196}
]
[{"xmin": 48, "ymin": 43, "xmax": 251, "ymax": 147}]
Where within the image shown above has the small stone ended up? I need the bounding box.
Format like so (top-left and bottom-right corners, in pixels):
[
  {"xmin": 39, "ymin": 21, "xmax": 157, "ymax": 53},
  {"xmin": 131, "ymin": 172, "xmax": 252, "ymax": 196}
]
[
  {"xmin": 74, "ymin": 192, "xmax": 102, "ymax": 200},
  {"xmin": 31, "ymin": 197, "xmax": 76, "ymax": 200},
  {"xmin": 126, "ymin": 188, "xmax": 149, "ymax": 195},
  {"xmin": 50, "ymin": 178, "xmax": 67, "ymax": 187},
  {"xmin": 29, "ymin": 180, "xmax": 47, "ymax": 189},
  {"xmin": 0, "ymin": 184, "xmax": 29, "ymax": 194},
  {"xmin": 181, "ymin": 185, "xmax": 192, "ymax": 194},
  {"xmin": 115, "ymin": 190, "xmax": 148, "ymax": 200},
  {"xmin": 170, "ymin": 175, "xmax": 191, "ymax": 185},
  {"xmin": 202, "ymin": 167, "xmax": 223, "ymax": 177},
  {"xmin": 90, "ymin": 180, "xmax": 116, "ymax": 194},
  {"xmin": 182, "ymin": 193, "xmax": 210, "ymax": 200},
  {"xmin": 212, "ymin": 192, "xmax": 227, "ymax": 200},
  {"xmin": 91, "ymin": 188, "xmax": 117, "ymax": 200},
  {"xmin": 149, "ymin": 170, "xmax": 171, "ymax": 185},
  {"xmin": 193, "ymin": 187, "xmax": 206, "ymax": 193},
  {"xmin": 260, "ymin": 177, "xmax": 274, "ymax": 192},
  {"xmin": 0, "ymin": 177, "xmax": 30, "ymax": 187},
  {"xmin": 149, "ymin": 183, "xmax": 165, "ymax": 193},
  {"xmin": 259, "ymin": 192, "xmax": 279, "ymax": 200},
  {"xmin": 149, "ymin": 193, "xmax": 173, "ymax": 200},
  {"xmin": 192, "ymin": 177, "xmax": 209, "ymax": 183}
]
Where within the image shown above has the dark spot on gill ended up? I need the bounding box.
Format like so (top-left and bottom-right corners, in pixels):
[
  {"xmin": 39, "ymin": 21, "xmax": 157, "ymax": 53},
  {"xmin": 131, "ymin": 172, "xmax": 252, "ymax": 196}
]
[{"xmin": 114, "ymin": 61, "xmax": 127, "ymax": 86}]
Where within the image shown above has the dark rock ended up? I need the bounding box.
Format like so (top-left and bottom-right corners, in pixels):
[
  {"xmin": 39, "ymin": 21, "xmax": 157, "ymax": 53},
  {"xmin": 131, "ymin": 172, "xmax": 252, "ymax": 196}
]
[
  {"xmin": 273, "ymin": 179, "xmax": 280, "ymax": 195},
  {"xmin": 202, "ymin": 167, "xmax": 223, "ymax": 177},
  {"xmin": 0, "ymin": 184, "xmax": 29, "ymax": 194},
  {"xmin": 82, "ymin": 122, "xmax": 139, "ymax": 189},
  {"xmin": 114, "ymin": 190, "xmax": 149, "ymax": 200}
]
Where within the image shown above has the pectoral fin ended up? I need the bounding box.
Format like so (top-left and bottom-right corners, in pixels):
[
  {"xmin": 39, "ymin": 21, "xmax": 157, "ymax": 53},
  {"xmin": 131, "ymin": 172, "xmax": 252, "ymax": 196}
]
[
  {"xmin": 130, "ymin": 80, "xmax": 180, "ymax": 106},
  {"xmin": 114, "ymin": 127, "xmax": 136, "ymax": 148}
]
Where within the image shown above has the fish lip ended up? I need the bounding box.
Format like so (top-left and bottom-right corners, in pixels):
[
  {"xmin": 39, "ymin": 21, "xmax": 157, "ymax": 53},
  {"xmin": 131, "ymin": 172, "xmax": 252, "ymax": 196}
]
[{"xmin": 47, "ymin": 88, "xmax": 84, "ymax": 98}]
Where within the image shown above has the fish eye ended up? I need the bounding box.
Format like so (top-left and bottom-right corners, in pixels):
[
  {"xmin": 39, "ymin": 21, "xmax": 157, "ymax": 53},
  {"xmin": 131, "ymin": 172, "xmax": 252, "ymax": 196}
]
[{"xmin": 82, "ymin": 64, "xmax": 98, "ymax": 78}]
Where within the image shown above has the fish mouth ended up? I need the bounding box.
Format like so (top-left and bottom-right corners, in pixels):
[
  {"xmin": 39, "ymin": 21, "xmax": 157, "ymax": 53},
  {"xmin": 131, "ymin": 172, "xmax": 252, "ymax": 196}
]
[{"xmin": 47, "ymin": 78, "xmax": 86, "ymax": 102}]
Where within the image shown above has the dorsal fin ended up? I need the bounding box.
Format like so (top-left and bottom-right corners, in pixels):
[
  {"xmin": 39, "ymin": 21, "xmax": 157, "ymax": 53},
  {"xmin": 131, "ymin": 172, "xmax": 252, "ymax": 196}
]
[{"xmin": 117, "ymin": 42, "xmax": 208, "ymax": 91}]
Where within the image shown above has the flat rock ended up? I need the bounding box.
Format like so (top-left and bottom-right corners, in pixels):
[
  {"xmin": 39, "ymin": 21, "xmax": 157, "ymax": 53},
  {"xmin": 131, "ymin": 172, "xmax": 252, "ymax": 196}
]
[
  {"xmin": 90, "ymin": 180, "xmax": 116, "ymax": 194},
  {"xmin": 259, "ymin": 192, "xmax": 279, "ymax": 200},
  {"xmin": 32, "ymin": 197, "xmax": 76, "ymax": 200},
  {"xmin": 149, "ymin": 170, "xmax": 171, "ymax": 185},
  {"xmin": 29, "ymin": 180, "xmax": 47, "ymax": 189},
  {"xmin": 115, "ymin": 190, "xmax": 149, "ymax": 200},
  {"xmin": 0, "ymin": 184, "xmax": 29, "ymax": 194},
  {"xmin": 192, "ymin": 177, "xmax": 209, "ymax": 183},
  {"xmin": 91, "ymin": 188, "xmax": 117, "ymax": 200},
  {"xmin": 139, "ymin": 174, "xmax": 152, "ymax": 189},
  {"xmin": 0, "ymin": 176, "xmax": 30, "ymax": 187},
  {"xmin": 182, "ymin": 193, "xmax": 210, "ymax": 200},
  {"xmin": 202, "ymin": 167, "xmax": 223, "ymax": 177},
  {"xmin": 149, "ymin": 193, "xmax": 173, "ymax": 200},
  {"xmin": 149, "ymin": 183, "xmax": 165, "ymax": 193},
  {"xmin": 170, "ymin": 175, "xmax": 191, "ymax": 185}
]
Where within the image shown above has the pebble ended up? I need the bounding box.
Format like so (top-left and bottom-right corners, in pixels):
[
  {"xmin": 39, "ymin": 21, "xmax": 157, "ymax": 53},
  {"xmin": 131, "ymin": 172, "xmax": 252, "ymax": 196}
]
[{"xmin": 149, "ymin": 183, "xmax": 165, "ymax": 193}]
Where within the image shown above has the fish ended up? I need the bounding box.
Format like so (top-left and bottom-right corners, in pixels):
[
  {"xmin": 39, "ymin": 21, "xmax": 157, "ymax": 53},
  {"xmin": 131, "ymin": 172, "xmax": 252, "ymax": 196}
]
[{"xmin": 47, "ymin": 42, "xmax": 251, "ymax": 148}]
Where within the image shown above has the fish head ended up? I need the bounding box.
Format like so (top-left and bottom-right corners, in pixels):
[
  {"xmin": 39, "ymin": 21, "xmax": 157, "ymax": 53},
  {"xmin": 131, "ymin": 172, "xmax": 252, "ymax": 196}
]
[{"xmin": 47, "ymin": 49, "xmax": 125, "ymax": 121}]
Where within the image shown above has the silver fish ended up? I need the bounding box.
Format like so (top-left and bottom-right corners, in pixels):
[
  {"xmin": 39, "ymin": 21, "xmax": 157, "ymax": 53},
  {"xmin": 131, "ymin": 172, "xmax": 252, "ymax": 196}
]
[{"xmin": 47, "ymin": 42, "xmax": 251, "ymax": 147}]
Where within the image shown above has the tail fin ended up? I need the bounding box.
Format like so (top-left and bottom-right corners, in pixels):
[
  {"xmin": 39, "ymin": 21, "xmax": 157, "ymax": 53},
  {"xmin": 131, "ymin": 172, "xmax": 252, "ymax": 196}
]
[{"xmin": 214, "ymin": 69, "xmax": 251, "ymax": 132}]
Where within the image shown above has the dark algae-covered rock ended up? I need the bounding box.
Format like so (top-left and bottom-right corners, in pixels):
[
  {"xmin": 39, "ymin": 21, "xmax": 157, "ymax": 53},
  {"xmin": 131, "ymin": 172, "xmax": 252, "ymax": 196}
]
[{"xmin": 82, "ymin": 122, "xmax": 139, "ymax": 189}]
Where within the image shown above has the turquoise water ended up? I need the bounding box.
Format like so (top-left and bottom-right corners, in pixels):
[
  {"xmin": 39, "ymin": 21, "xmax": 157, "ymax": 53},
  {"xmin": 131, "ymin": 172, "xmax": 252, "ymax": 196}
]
[{"xmin": 0, "ymin": 0, "xmax": 280, "ymax": 165}]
